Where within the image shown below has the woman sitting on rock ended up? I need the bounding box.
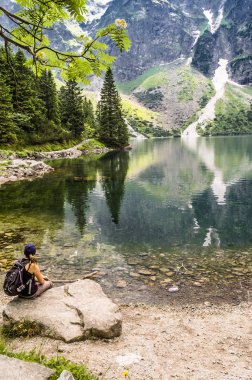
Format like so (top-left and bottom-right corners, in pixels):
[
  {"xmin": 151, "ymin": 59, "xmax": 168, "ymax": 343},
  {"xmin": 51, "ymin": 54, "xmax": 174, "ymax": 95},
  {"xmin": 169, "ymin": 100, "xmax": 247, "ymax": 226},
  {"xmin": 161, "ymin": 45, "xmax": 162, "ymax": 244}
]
[{"xmin": 19, "ymin": 243, "xmax": 53, "ymax": 298}]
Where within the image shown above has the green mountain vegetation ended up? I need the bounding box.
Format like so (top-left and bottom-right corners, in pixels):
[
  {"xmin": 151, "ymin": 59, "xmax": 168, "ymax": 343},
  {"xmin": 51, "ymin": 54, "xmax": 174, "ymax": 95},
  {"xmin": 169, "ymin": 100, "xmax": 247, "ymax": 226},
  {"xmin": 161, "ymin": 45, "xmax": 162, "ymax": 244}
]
[
  {"xmin": 120, "ymin": 96, "xmax": 167, "ymax": 137},
  {"xmin": 117, "ymin": 61, "xmax": 215, "ymax": 133},
  {"xmin": 197, "ymin": 83, "xmax": 252, "ymax": 136},
  {"xmin": 117, "ymin": 65, "xmax": 169, "ymax": 95},
  {"xmin": 117, "ymin": 60, "xmax": 252, "ymax": 137}
]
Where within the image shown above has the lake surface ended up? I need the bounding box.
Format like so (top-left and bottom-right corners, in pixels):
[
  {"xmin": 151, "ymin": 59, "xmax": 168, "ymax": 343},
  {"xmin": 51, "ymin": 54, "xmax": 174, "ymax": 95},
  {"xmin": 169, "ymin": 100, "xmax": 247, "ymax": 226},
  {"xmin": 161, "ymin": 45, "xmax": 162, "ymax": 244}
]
[{"xmin": 0, "ymin": 136, "xmax": 252, "ymax": 302}]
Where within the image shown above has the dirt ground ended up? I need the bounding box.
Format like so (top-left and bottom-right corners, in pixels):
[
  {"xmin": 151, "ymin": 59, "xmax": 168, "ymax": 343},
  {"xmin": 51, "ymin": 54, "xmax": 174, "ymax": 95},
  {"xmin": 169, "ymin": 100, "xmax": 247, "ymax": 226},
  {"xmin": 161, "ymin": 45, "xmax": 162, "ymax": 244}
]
[{"xmin": 1, "ymin": 295, "xmax": 251, "ymax": 380}]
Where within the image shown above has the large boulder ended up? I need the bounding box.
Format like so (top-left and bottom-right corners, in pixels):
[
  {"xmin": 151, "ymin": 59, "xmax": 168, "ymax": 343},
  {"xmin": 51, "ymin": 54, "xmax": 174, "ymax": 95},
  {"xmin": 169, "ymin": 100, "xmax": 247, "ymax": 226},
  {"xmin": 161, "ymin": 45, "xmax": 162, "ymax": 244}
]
[
  {"xmin": 0, "ymin": 354, "xmax": 54, "ymax": 380},
  {"xmin": 2, "ymin": 280, "xmax": 122, "ymax": 342}
]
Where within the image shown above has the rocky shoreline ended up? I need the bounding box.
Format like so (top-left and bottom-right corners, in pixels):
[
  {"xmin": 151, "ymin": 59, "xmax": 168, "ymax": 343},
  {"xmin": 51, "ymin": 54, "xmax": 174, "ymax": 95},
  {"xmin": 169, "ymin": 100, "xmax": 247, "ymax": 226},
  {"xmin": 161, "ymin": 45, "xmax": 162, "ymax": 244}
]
[
  {"xmin": 0, "ymin": 292, "xmax": 251, "ymax": 380},
  {"xmin": 0, "ymin": 273, "xmax": 251, "ymax": 380},
  {"xmin": 0, "ymin": 159, "xmax": 53, "ymax": 186},
  {"xmin": 0, "ymin": 145, "xmax": 110, "ymax": 186}
]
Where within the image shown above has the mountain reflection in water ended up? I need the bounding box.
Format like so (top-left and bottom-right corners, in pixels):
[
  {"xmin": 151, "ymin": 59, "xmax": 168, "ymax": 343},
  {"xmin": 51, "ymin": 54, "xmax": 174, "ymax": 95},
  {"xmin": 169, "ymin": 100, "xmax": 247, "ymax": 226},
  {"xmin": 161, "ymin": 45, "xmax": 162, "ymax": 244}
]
[{"xmin": 0, "ymin": 136, "xmax": 252, "ymax": 292}]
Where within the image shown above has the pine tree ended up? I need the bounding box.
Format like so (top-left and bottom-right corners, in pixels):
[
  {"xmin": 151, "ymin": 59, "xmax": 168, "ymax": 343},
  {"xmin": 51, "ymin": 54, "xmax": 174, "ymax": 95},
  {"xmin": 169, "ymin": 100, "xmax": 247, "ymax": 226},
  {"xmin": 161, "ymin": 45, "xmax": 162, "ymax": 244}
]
[
  {"xmin": 11, "ymin": 50, "xmax": 46, "ymax": 137},
  {"xmin": 0, "ymin": 75, "xmax": 17, "ymax": 144},
  {"xmin": 82, "ymin": 97, "xmax": 97, "ymax": 138},
  {"xmin": 59, "ymin": 80, "xmax": 84, "ymax": 138},
  {"xmin": 97, "ymin": 68, "xmax": 129, "ymax": 148},
  {"xmin": 0, "ymin": 47, "xmax": 14, "ymax": 86},
  {"xmin": 39, "ymin": 70, "xmax": 61, "ymax": 126}
]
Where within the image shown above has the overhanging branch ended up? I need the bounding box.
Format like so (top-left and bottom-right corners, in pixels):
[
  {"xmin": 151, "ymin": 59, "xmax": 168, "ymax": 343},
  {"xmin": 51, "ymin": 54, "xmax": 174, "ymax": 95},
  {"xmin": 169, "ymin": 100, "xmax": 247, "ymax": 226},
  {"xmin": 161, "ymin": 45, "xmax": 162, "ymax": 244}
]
[
  {"xmin": 0, "ymin": 6, "xmax": 50, "ymax": 29},
  {"xmin": 0, "ymin": 28, "xmax": 33, "ymax": 55}
]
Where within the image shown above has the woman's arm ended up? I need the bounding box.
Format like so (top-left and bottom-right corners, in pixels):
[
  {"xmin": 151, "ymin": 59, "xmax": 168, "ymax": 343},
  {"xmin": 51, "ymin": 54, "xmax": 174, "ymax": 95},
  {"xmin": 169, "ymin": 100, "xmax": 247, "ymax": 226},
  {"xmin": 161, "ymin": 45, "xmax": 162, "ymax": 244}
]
[{"xmin": 32, "ymin": 264, "xmax": 45, "ymax": 285}]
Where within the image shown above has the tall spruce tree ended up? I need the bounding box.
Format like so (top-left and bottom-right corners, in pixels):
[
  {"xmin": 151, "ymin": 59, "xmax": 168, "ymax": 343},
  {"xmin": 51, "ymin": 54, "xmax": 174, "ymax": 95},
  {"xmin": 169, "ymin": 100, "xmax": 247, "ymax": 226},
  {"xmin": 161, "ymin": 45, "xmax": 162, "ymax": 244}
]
[
  {"xmin": 0, "ymin": 47, "xmax": 14, "ymax": 87},
  {"xmin": 59, "ymin": 80, "xmax": 84, "ymax": 138},
  {"xmin": 83, "ymin": 97, "xmax": 97, "ymax": 137},
  {"xmin": 12, "ymin": 50, "xmax": 46, "ymax": 137},
  {"xmin": 0, "ymin": 74, "xmax": 17, "ymax": 144},
  {"xmin": 39, "ymin": 70, "xmax": 60, "ymax": 126},
  {"xmin": 97, "ymin": 68, "xmax": 129, "ymax": 148}
]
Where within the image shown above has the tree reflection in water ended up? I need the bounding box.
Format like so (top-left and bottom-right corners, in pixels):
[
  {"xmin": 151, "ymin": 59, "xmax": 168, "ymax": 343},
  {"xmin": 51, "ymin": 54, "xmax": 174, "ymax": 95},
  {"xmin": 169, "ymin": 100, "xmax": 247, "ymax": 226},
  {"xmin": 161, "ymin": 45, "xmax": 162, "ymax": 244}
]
[{"xmin": 99, "ymin": 151, "xmax": 129, "ymax": 225}]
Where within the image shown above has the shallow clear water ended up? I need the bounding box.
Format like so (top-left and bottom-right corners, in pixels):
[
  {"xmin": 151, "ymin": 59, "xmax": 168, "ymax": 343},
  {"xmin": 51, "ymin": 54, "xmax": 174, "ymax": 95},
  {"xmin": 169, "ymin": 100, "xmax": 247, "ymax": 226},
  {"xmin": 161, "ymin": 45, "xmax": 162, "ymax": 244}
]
[{"xmin": 0, "ymin": 136, "xmax": 252, "ymax": 291}]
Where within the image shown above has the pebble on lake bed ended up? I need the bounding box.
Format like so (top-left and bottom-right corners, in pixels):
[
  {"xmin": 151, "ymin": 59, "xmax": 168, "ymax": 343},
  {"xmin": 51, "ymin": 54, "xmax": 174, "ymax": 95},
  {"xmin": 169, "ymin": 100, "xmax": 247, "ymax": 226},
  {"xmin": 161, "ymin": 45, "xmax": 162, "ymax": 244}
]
[
  {"xmin": 168, "ymin": 286, "xmax": 179, "ymax": 293},
  {"xmin": 193, "ymin": 282, "xmax": 202, "ymax": 287},
  {"xmin": 204, "ymin": 301, "xmax": 211, "ymax": 307},
  {"xmin": 138, "ymin": 269, "xmax": 156, "ymax": 276},
  {"xmin": 160, "ymin": 278, "xmax": 173, "ymax": 284},
  {"xmin": 129, "ymin": 272, "xmax": 141, "ymax": 278},
  {"xmin": 116, "ymin": 280, "xmax": 127, "ymax": 288}
]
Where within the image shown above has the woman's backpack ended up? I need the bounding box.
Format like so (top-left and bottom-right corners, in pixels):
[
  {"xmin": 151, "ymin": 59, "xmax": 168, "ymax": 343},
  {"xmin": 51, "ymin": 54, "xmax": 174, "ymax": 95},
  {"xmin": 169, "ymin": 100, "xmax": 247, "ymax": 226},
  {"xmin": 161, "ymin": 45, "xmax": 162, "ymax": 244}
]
[{"xmin": 3, "ymin": 259, "xmax": 28, "ymax": 296}]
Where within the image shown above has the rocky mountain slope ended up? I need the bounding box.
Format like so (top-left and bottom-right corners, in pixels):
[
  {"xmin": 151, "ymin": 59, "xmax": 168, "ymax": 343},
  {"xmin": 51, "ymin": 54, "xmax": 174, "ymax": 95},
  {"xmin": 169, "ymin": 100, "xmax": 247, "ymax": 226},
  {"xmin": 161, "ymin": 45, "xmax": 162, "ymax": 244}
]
[
  {"xmin": 2, "ymin": 0, "xmax": 251, "ymax": 134},
  {"xmin": 192, "ymin": 0, "xmax": 252, "ymax": 84},
  {"xmin": 89, "ymin": 0, "xmax": 251, "ymax": 85},
  {"xmin": 117, "ymin": 59, "xmax": 215, "ymax": 130},
  {"xmin": 3, "ymin": 0, "xmax": 250, "ymax": 84}
]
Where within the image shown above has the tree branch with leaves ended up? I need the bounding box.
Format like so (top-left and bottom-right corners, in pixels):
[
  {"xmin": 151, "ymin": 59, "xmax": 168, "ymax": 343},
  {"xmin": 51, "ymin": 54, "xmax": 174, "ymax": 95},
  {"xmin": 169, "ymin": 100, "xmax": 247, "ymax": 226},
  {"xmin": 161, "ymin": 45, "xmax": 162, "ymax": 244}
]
[{"xmin": 0, "ymin": 0, "xmax": 131, "ymax": 82}]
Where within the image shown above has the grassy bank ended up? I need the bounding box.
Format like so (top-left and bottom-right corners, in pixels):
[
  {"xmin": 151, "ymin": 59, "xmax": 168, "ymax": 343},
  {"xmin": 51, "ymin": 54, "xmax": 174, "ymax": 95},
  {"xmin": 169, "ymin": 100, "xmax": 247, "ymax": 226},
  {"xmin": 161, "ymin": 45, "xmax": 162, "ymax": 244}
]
[
  {"xmin": 0, "ymin": 336, "xmax": 98, "ymax": 380},
  {"xmin": 0, "ymin": 139, "xmax": 107, "ymax": 159},
  {"xmin": 0, "ymin": 140, "xmax": 80, "ymax": 158}
]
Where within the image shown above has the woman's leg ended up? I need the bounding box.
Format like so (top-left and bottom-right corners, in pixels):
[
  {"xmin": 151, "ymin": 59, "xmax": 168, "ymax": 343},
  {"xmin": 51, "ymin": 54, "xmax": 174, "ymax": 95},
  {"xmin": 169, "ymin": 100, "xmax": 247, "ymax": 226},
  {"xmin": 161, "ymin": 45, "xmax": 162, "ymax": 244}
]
[{"xmin": 34, "ymin": 280, "xmax": 53, "ymax": 297}]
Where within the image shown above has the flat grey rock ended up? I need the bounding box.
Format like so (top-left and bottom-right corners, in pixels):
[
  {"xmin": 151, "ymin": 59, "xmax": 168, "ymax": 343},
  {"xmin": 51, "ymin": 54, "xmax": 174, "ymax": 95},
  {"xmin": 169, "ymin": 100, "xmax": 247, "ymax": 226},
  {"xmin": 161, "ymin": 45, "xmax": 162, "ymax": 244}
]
[
  {"xmin": 57, "ymin": 370, "xmax": 75, "ymax": 380},
  {"xmin": 3, "ymin": 279, "xmax": 122, "ymax": 342},
  {"xmin": 0, "ymin": 354, "xmax": 54, "ymax": 380}
]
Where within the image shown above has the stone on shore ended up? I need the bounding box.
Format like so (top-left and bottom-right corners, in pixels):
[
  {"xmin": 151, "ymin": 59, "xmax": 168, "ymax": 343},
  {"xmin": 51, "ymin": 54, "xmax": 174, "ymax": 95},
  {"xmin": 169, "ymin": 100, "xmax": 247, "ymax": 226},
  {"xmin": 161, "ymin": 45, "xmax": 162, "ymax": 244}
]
[
  {"xmin": 57, "ymin": 370, "xmax": 75, "ymax": 380},
  {"xmin": 2, "ymin": 279, "xmax": 122, "ymax": 342},
  {"xmin": 0, "ymin": 354, "xmax": 54, "ymax": 380},
  {"xmin": 0, "ymin": 159, "xmax": 53, "ymax": 185}
]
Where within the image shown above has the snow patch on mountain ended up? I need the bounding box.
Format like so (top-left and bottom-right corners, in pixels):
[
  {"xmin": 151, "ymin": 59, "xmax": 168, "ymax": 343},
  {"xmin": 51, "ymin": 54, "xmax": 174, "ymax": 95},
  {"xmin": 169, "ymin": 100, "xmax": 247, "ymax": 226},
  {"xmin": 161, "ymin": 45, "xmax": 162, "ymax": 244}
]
[
  {"xmin": 152, "ymin": 0, "xmax": 171, "ymax": 5},
  {"xmin": 65, "ymin": 20, "xmax": 86, "ymax": 37},
  {"xmin": 86, "ymin": 0, "xmax": 112, "ymax": 23},
  {"xmin": 151, "ymin": 0, "xmax": 176, "ymax": 9},
  {"xmin": 203, "ymin": 0, "xmax": 227, "ymax": 34}
]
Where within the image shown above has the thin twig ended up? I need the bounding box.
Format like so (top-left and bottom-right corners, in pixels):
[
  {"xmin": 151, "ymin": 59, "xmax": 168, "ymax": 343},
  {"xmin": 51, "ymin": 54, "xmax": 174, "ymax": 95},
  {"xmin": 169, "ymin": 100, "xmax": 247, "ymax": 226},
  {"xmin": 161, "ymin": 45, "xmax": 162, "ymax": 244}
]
[
  {"xmin": 51, "ymin": 271, "xmax": 99, "ymax": 283},
  {"xmin": 0, "ymin": 6, "xmax": 49, "ymax": 29}
]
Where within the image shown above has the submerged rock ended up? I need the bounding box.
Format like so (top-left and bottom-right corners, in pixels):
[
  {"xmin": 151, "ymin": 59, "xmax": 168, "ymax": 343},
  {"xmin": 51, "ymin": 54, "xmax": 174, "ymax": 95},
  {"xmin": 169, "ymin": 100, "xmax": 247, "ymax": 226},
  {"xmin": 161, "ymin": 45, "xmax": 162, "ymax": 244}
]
[{"xmin": 3, "ymin": 279, "xmax": 122, "ymax": 342}]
